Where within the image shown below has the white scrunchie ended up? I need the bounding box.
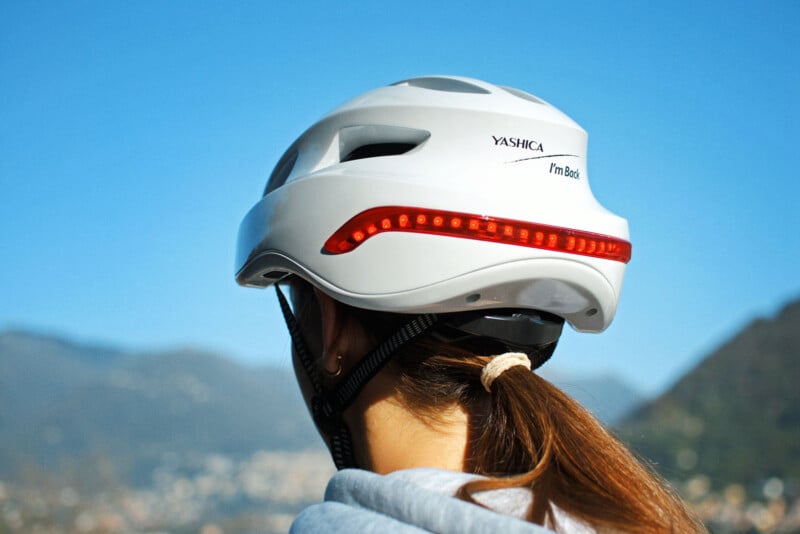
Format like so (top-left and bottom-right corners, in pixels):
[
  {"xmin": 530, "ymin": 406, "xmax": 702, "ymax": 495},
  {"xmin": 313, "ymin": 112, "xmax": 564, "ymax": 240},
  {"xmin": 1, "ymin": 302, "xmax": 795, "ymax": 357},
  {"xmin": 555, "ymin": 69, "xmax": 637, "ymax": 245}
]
[{"xmin": 480, "ymin": 352, "xmax": 531, "ymax": 392}]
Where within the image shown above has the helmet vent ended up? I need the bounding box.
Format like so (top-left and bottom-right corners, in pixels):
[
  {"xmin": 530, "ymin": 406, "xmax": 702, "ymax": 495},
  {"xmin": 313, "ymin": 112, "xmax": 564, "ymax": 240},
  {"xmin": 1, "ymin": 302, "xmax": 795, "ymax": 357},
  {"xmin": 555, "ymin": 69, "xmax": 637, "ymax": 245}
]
[
  {"xmin": 263, "ymin": 149, "xmax": 298, "ymax": 196},
  {"xmin": 392, "ymin": 77, "xmax": 490, "ymax": 94},
  {"xmin": 499, "ymin": 85, "xmax": 545, "ymax": 105},
  {"xmin": 342, "ymin": 142, "xmax": 416, "ymax": 162},
  {"xmin": 260, "ymin": 270, "xmax": 287, "ymax": 283},
  {"xmin": 339, "ymin": 125, "xmax": 430, "ymax": 163}
]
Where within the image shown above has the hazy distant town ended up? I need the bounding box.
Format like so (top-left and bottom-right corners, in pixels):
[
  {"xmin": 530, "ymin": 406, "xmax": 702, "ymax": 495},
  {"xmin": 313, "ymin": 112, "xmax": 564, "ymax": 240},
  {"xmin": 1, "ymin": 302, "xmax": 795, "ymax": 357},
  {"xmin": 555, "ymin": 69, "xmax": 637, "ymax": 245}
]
[
  {"xmin": 2, "ymin": 448, "xmax": 799, "ymax": 533},
  {"xmin": 0, "ymin": 449, "xmax": 335, "ymax": 534}
]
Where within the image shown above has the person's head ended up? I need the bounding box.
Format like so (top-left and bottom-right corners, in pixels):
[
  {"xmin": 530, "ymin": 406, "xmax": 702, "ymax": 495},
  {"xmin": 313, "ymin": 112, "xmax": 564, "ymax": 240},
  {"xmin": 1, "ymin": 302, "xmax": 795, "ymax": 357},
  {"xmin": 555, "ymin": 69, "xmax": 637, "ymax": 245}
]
[
  {"xmin": 236, "ymin": 76, "xmax": 703, "ymax": 532},
  {"xmin": 236, "ymin": 73, "xmax": 630, "ymax": 456},
  {"xmin": 284, "ymin": 275, "xmax": 561, "ymax": 469}
]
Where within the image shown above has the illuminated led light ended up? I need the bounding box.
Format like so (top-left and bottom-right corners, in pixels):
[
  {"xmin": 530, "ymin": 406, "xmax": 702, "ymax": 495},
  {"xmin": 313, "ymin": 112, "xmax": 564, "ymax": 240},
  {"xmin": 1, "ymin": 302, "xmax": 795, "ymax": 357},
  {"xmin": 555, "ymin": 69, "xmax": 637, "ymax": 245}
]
[{"xmin": 323, "ymin": 206, "xmax": 631, "ymax": 263}]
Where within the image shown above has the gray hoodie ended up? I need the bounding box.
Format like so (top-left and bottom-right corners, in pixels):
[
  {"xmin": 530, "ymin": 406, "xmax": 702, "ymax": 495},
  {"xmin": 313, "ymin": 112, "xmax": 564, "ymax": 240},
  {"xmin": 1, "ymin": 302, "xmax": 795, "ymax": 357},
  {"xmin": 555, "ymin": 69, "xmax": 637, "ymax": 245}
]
[{"xmin": 290, "ymin": 468, "xmax": 596, "ymax": 533}]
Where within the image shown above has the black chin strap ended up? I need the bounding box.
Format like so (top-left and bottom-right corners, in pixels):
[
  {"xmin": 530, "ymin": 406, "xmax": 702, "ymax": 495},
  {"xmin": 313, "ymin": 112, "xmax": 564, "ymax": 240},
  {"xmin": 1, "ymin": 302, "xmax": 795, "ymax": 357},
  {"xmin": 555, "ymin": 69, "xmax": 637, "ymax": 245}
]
[{"xmin": 275, "ymin": 285, "xmax": 439, "ymax": 469}]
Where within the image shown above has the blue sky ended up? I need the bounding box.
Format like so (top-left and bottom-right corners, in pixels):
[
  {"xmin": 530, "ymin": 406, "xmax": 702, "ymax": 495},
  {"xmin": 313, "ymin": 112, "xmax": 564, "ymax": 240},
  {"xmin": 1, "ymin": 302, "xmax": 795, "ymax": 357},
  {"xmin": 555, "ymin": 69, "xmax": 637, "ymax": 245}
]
[{"xmin": 1, "ymin": 1, "xmax": 798, "ymax": 395}]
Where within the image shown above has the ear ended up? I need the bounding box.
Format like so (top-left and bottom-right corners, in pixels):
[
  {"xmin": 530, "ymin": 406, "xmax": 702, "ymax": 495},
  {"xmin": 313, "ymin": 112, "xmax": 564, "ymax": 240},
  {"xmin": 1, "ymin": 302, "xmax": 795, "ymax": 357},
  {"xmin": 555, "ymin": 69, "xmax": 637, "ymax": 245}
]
[{"xmin": 315, "ymin": 288, "xmax": 346, "ymax": 374}]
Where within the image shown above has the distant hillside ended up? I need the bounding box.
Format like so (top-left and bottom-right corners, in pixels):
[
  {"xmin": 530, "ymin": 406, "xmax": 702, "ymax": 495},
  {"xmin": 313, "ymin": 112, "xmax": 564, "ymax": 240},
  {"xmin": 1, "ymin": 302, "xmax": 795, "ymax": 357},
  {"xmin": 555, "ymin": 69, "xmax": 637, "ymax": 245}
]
[
  {"xmin": 0, "ymin": 331, "xmax": 321, "ymax": 485},
  {"xmin": 1, "ymin": 329, "xmax": 646, "ymax": 487},
  {"xmin": 542, "ymin": 371, "xmax": 644, "ymax": 425},
  {"xmin": 620, "ymin": 298, "xmax": 800, "ymax": 491},
  {"xmin": 0, "ymin": 331, "xmax": 125, "ymax": 427}
]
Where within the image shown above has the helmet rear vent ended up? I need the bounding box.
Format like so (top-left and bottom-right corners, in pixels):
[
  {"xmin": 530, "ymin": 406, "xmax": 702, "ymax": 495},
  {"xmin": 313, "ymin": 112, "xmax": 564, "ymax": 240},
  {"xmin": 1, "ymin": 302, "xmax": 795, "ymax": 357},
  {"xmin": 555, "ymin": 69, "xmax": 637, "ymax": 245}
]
[
  {"xmin": 342, "ymin": 142, "xmax": 416, "ymax": 162},
  {"xmin": 260, "ymin": 270, "xmax": 287, "ymax": 283},
  {"xmin": 499, "ymin": 85, "xmax": 545, "ymax": 105},
  {"xmin": 338, "ymin": 125, "xmax": 430, "ymax": 163},
  {"xmin": 263, "ymin": 149, "xmax": 298, "ymax": 196},
  {"xmin": 392, "ymin": 77, "xmax": 490, "ymax": 94}
]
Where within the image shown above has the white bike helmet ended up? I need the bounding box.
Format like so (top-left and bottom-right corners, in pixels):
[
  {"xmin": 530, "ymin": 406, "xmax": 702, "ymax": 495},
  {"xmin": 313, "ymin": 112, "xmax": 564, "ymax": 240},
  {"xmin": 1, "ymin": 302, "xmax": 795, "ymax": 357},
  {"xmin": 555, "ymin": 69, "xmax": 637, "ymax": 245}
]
[
  {"xmin": 236, "ymin": 76, "xmax": 632, "ymax": 469},
  {"xmin": 236, "ymin": 75, "xmax": 631, "ymax": 333}
]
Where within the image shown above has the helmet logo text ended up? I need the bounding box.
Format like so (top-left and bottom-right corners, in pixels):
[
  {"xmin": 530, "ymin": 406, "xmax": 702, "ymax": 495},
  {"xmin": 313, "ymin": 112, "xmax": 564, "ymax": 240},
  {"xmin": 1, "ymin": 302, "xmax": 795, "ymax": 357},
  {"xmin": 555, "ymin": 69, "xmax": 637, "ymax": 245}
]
[
  {"xmin": 549, "ymin": 162, "xmax": 580, "ymax": 179},
  {"xmin": 492, "ymin": 135, "xmax": 544, "ymax": 152}
]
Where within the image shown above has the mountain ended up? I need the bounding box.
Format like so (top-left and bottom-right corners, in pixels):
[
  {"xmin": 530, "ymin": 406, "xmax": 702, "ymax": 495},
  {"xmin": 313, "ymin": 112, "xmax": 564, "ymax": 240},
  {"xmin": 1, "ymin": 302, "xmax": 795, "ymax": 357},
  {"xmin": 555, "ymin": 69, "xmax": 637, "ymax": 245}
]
[
  {"xmin": 619, "ymin": 298, "xmax": 800, "ymax": 491},
  {"xmin": 541, "ymin": 371, "xmax": 644, "ymax": 425},
  {"xmin": 0, "ymin": 330, "xmax": 125, "ymax": 426},
  {"xmin": 0, "ymin": 328, "xmax": 646, "ymax": 486},
  {"xmin": 0, "ymin": 331, "xmax": 321, "ymax": 484}
]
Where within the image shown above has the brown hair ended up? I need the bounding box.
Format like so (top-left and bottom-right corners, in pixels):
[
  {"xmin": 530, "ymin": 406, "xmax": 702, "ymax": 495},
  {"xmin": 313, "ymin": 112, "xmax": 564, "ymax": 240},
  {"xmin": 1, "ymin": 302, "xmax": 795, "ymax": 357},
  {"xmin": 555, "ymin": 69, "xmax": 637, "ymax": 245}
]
[{"xmin": 291, "ymin": 280, "xmax": 706, "ymax": 533}]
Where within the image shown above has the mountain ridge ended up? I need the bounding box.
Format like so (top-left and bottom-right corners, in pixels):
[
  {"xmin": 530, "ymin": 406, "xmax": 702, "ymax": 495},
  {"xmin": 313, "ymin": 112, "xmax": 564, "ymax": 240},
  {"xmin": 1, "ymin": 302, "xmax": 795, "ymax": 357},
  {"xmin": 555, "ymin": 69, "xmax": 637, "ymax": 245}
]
[
  {"xmin": 0, "ymin": 331, "xmax": 321, "ymax": 484},
  {"xmin": 0, "ymin": 326, "xmax": 645, "ymax": 485},
  {"xmin": 620, "ymin": 297, "xmax": 800, "ymax": 491}
]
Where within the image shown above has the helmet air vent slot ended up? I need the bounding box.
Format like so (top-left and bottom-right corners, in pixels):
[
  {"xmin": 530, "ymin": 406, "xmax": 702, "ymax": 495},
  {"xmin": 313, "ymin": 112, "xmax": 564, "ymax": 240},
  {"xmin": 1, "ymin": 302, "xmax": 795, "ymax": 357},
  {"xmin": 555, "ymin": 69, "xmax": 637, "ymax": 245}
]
[
  {"xmin": 339, "ymin": 125, "xmax": 430, "ymax": 163},
  {"xmin": 342, "ymin": 143, "xmax": 416, "ymax": 162},
  {"xmin": 263, "ymin": 149, "xmax": 299, "ymax": 196},
  {"xmin": 499, "ymin": 85, "xmax": 545, "ymax": 105},
  {"xmin": 392, "ymin": 77, "xmax": 491, "ymax": 94}
]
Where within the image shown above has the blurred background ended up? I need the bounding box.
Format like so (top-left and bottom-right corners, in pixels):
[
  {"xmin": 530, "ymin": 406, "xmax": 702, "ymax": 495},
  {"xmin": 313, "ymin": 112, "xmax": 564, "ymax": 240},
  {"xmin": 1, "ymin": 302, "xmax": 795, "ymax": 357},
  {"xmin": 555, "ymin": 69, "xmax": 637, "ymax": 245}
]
[{"xmin": 1, "ymin": 1, "xmax": 798, "ymax": 533}]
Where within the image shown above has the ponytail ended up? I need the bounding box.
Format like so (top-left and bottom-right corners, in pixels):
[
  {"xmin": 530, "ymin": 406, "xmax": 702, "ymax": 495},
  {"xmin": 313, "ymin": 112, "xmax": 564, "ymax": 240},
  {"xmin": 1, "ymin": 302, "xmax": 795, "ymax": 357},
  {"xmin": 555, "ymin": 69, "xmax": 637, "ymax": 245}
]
[{"xmin": 392, "ymin": 340, "xmax": 705, "ymax": 533}]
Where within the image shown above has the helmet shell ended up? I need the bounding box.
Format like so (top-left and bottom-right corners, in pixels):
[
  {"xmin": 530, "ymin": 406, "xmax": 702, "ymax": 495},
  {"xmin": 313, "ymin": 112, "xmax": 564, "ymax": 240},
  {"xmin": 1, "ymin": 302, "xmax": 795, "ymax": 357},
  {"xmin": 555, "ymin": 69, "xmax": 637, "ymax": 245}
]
[{"xmin": 236, "ymin": 76, "xmax": 630, "ymax": 332}]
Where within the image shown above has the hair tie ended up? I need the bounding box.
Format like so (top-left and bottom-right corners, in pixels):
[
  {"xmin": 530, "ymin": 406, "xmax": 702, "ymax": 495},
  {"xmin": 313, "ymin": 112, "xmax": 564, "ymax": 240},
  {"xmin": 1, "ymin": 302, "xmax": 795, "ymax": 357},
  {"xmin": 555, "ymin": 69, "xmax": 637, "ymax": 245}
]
[{"xmin": 480, "ymin": 352, "xmax": 531, "ymax": 392}]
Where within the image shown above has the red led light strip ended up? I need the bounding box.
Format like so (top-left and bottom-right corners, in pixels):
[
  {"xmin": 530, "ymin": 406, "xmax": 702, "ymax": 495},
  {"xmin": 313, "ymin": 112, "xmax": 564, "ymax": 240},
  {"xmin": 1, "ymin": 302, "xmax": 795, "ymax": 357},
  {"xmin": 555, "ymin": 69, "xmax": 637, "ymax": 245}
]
[{"xmin": 323, "ymin": 206, "xmax": 631, "ymax": 263}]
